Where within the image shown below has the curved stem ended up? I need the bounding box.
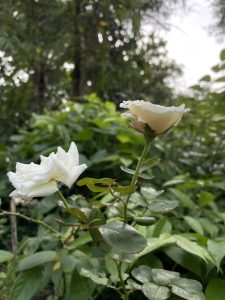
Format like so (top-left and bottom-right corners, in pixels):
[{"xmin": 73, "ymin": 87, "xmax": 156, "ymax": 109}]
[
  {"xmin": 124, "ymin": 137, "xmax": 152, "ymax": 223},
  {"xmin": 115, "ymin": 261, "xmax": 129, "ymax": 300},
  {"xmin": 0, "ymin": 210, "xmax": 60, "ymax": 235},
  {"xmin": 57, "ymin": 190, "xmax": 69, "ymax": 211}
]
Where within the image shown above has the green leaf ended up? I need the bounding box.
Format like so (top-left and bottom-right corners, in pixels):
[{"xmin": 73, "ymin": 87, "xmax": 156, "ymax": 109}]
[
  {"xmin": 169, "ymin": 188, "xmax": 197, "ymax": 210},
  {"xmin": 214, "ymin": 76, "xmax": 225, "ymax": 82},
  {"xmin": 220, "ymin": 49, "xmax": 225, "ymax": 61},
  {"xmin": 152, "ymin": 269, "xmax": 180, "ymax": 285},
  {"xmin": 163, "ymin": 245, "xmax": 205, "ymax": 278},
  {"xmin": 198, "ymin": 191, "xmax": 215, "ymax": 206},
  {"xmin": 149, "ymin": 200, "xmax": 179, "ymax": 213},
  {"xmin": 184, "ymin": 216, "xmax": 204, "ymax": 235},
  {"xmin": 142, "ymin": 282, "xmax": 170, "ymax": 300},
  {"xmin": 69, "ymin": 207, "xmax": 89, "ymax": 223},
  {"xmin": 205, "ymin": 279, "xmax": 225, "ymax": 300},
  {"xmin": 171, "ymin": 278, "xmax": 205, "ymax": 300},
  {"xmin": 65, "ymin": 269, "xmax": 95, "ymax": 300},
  {"xmin": 207, "ymin": 240, "xmax": 225, "ymax": 270},
  {"xmin": 136, "ymin": 233, "xmax": 176, "ymax": 258},
  {"xmin": 80, "ymin": 268, "xmax": 108, "ymax": 285},
  {"xmin": 174, "ymin": 235, "xmax": 213, "ymax": 263},
  {"xmin": 141, "ymin": 187, "xmax": 164, "ymax": 200},
  {"xmin": 99, "ymin": 221, "xmax": 147, "ymax": 254},
  {"xmin": 135, "ymin": 217, "xmax": 156, "ymax": 226},
  {"xmin": 109, "ymin": 249, "xmax": 135, "ymax": 263},
  {"xmin": 113, "ymin": 185, "xmax": 136, "ymax": 195},
  {"xmin": 86, "ymin": 184, "xmax": 109, "ymax": 193},
  {"xmin": 132, "ymin": 265, "xmax": 152, "ymax": 283},
  {"xmin": 199, "ymin": 75, "xmax": 211, "ymax": 82},
  {"xmin": 120, "ymin": 165, "xmax": 135, "ymax": 175},
  {"xmin": 18, "ymin": 251, "xmax": 57, "ymax": 271},
  {"xmin": 77, "ymin": 177, "xmax": 116, "ymax": 186},
  {"xmin": 0, "ymin": 250, "xmax": 13, "ymax": 263},
  {"xmin": 10, "ymin": 267, "xmax": 49, "ymax": 300}
]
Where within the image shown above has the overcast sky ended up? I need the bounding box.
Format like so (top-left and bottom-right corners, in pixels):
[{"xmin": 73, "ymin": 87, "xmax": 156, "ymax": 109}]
[{"xmin": 146, "ymin": 0, "xmax": 225, "ymax": 93}]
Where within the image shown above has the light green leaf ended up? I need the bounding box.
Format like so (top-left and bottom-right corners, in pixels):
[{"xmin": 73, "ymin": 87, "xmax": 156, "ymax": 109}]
[
  {"xmin": 136, "ymin": 233, "xmax": 176, "ymax": 259},
  {"xmin": 0, "ymin": 250, "xmax": 13, "ymax": 263},
  {"xmin": 174, "ymin": 235, "xmax": 213, "ymax": 263},
  {"xmin": 152, "ymin": 269, "xmax": 180, "ymax": 285},
  {"xmin": 132, "ymin": 265, "xmax": 152, "ymax": 283},
  {"xmin": 142, "ymin": 282, "xmax": 170, "ymax": 300},
  {"xmin": 184, "ymin": 216, "xmax": 204, "ymax": 235},
  {"xmin": 18, "ymin": 251, "xmax": 57, "ymax": 271},
  {"xmin": 80, "ymin": 268, "xmax": 108, "ymax": 285},
  {"xmin": 169, "ymin": 188, "xmax": 197, "ymax": 210},
  {"xmin": 149, "ymin": 200, "xmax": 179, "ymax": 213},
  {"xmin": 207, "ymin": 240, "xmax": 225, "ymax": 270},
  {"xmin": 99, "ymin": 220, "xmax": 147, "ymax": 254},
  {"xmin": 141, "ymin": 187, "xmax": 164, "ymax": 200},
  {"xmin": 171, "ymin": 278, "xmax": 205, "ymax": 300}
]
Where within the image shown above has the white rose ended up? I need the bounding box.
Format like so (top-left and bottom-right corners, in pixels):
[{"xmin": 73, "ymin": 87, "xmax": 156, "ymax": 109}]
[
  {"xmin": 7, "ymin": 142, "xmax": 87, "ymax": 202},
  {"xmin": 120, "ymin": 100, "xmax": 190, "ymax": 135}
]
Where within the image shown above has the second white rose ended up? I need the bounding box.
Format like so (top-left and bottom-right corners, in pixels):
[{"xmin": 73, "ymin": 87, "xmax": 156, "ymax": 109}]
[{"xmin": 120, "ymin": 100, "xmax": 190, "ymax": 135}]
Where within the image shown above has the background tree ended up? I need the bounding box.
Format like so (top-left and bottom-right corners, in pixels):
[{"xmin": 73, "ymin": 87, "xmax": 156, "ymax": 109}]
[{"xmin": 0, "ymin": 0, "xmax": 182, "ymax": 138}]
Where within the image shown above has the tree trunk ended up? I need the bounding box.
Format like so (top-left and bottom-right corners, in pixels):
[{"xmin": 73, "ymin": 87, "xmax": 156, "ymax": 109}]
[{"xmin": 72, "ymin": 0, "xmax": 82, "ymax": 97}]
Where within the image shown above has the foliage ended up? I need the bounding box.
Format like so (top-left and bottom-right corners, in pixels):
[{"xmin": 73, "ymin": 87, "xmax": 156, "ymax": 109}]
[
  {"xmin": 1, "ymin": 34, "xmax": 225, "ymax": 298},
  {"xmin": 0, "ymin": 0, "xmax": 181, "ymax": 138}
]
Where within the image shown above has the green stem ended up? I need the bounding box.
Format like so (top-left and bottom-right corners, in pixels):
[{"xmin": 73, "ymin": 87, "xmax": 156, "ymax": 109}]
[
  {"xmin": 124, "ymin": 136, "xmax": 152, "ymax": 223},
  {"xmin": 0, "ymin": 210, "xmax": 59, "ymax": 235},
  {"xmin": 116, "ymin": 261, "xmax": 129, "ymax": 300},
  {"xmin": 57, "ymin": 190, "xmax": 69, "ymax": 211}
]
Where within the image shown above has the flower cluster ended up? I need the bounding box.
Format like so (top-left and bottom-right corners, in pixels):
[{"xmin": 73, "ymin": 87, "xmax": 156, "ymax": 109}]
[{"xmin": 7, "ymin": 142, "xmax": 87, "ymax": 202}]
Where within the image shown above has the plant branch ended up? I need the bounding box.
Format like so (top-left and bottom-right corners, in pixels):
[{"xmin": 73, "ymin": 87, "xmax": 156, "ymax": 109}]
[
  {"xmin": 0, "ymin": 210, "xmax": 60, "ymax": 235},
  {"xmin": 57, "ymin": 190, "xmax": 69, "ymax": 211},
  {"xmin": 124, "ymin": 136, "xmax": 152, "ymax": 223},
  {"xmin": 115, "ymin": 261, "xmax": 129, "ymax": 300}
]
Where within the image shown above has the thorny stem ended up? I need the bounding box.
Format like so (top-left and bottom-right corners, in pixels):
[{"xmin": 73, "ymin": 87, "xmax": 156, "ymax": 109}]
[
  {"xmin": 0, "ymin": 210, "xmax": 59, "ymax": 235},
  {"xmin": 115, "ymin": 261, "xmax": 129, "ymax": 300},
  {"xmin": 124, "ymin": 136, "xmax": 152, "ymax": 223}
]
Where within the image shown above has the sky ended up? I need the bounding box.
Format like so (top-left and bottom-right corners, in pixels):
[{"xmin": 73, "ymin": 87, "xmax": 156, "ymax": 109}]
[{"xmin": 145, "ymin": 0, "xmax": 225, "ymax": 93}]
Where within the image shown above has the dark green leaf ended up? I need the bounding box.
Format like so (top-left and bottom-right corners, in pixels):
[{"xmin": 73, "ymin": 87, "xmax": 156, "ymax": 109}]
[
  {"xmin": 99, "ymin": 221, "xmax": 147, "ymax": 254},
  {"xmin": 18, "ymin": 251, "xmax": 57, "ymax": 271},
  {"xmin": 205, "ymin": 279, "xmax": 225, "ymax": 300}
]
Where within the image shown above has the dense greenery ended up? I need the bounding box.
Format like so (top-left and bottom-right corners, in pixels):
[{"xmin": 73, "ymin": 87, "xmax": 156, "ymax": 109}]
[
  {"xmin": 0, "ymin": 53, "xmax": 225, "ymax": 298},
  {"xmin": 1, "ymin": 1, "xmax": 225, "ymax": 299},
  {"xmin": 0, "ymin": 0, "xmax": 181, "ymax": 137}
]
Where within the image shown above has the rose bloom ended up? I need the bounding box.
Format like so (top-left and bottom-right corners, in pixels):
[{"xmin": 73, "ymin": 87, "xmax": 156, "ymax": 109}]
[
  {"xmin": 120, "ymin": 100, "xmax": 190, "ymax": 135},
  {"xmin": 7, "ymin": 142, "xmax": 87, "ymax": 202}
]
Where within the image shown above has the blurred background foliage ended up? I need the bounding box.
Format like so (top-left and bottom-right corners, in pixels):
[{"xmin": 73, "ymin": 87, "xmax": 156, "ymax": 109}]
[{"xmin": 1, "ymin": 0, "xmax": 225, "ymax": 299}]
